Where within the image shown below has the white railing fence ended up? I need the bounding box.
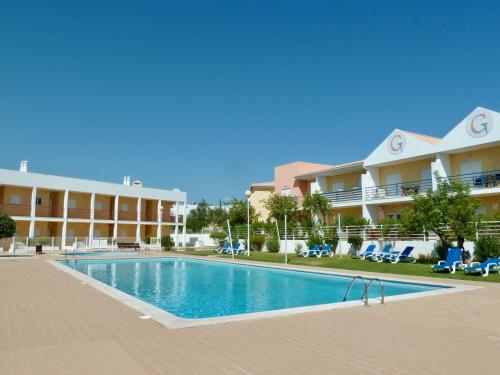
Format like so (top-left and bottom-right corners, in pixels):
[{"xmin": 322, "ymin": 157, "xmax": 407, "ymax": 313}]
[{"xmin": 226, "ymin": 221, "xmax": 500, "ymax": 242}]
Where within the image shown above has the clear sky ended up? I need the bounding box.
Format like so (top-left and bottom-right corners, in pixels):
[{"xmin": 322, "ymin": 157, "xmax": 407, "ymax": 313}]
[{"xmin": 1, "ymin": 1, "xmax": 499, "ymax": 203}]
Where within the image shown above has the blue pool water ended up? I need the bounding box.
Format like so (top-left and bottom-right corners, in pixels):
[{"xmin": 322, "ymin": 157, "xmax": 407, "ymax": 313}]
[
  {"xmin": 60, "ymin": 257, "xmax": 447, "ymax": 319},
  {"xmin": 62, "ymin": 252, "xmax": 138, "ymax": 257}
]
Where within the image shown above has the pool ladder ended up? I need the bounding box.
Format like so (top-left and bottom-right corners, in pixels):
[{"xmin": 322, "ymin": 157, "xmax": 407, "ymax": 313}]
[{"xmin": 342, "ymin": 276, "xmax": 385, "ymax": 306}]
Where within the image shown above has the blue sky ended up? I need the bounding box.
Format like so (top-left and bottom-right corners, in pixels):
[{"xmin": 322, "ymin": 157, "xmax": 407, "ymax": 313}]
[{"xmin": 1, "ymin": 1, "xmax": 499, "ymax": 203}]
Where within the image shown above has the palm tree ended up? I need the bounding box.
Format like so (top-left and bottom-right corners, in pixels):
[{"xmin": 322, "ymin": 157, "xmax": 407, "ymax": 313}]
[{"xmin": 302, "ymin": 193, "xmax": 330, "ymax": 225}]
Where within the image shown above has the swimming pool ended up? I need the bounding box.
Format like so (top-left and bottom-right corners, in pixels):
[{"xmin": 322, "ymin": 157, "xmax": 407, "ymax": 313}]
[{"xmin": 60, "ymin": 257, "xmax": 449, "ymax": 320}]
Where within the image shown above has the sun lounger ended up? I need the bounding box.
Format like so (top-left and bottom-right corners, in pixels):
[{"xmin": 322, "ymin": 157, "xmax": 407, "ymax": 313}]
[
  {"xmin": 432, "ymin": 248, "xmax": 463, "ymax": 274},
  {"xmin": 360, "ymin": 244, "xmax": 377, "ymax": 260},
  {"xmin": 387, "ymin": 246, "xmax": 415, "ymax": 263},
  {"xmin": 464, "ymin": 258, "xmax": 500, "ymax": 277},
  {"xmin": 317, "ymin": 244, "xmax": 334, "ymax": 258}
]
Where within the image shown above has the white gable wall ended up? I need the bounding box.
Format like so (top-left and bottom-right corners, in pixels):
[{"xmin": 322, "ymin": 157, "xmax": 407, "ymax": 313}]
[
  {"xmin": 364, "ymin": 129, "xmax": 438, "ymax": 168},
  {"xmin": 436, "ymin": 107, "xmax": 500, "ymax": 154}
]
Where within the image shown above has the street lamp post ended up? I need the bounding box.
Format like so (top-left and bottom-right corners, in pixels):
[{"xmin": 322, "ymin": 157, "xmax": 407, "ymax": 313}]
[{"xmin": 245, "ymin": 190, "xmax": 251, "ymax": 256}]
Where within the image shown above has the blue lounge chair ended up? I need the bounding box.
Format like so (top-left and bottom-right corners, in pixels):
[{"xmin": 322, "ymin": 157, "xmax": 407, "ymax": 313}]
[
  {"xmin": 226, "ymin": 242, "xmax": 242, "ymax": 255},
  {"xmin": 318, "ymin": 244, "xmax": 334, "ymax": 258},
  {"xmin": 216, "ymin": 242, "xmax": 230, "ymax": 253},
  {"xmin": 464, "ymin": 258, "xmax": 500, "ymax": 277},
  {"xmin": 432, "ymin": 248, "xmax": 463, "ymax": 274},
  {"xmin": 302, "ymin": 244, "xmax": 321, "ymax": 257},
  {"xmin": 372, "ymin": 244, "xmax": 393, "ymax": 262},
  {"xmin": 388, "ymin": 246, "xmax": 415, "ymax": 263},
  {"xmin": 360, "ymin": 244, "xmax": 377, "ymax": 260}
]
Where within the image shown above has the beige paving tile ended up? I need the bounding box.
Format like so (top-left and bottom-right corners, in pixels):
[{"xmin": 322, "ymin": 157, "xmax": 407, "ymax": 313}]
[{"xmin": 1, "ymin": 256, "xmax": 500, "ymax": 374}]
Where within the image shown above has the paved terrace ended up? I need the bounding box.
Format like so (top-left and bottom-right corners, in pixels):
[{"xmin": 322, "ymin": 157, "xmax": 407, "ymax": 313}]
[{"xmin": 1, "ymin": 255, "xmax": 500, "ymax": 374}]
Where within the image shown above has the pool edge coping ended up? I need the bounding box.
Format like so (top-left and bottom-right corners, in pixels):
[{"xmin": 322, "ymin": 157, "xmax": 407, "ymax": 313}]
[{"xmin": 47, "ymin": 257, "xmax": 480, "ymax": 330}]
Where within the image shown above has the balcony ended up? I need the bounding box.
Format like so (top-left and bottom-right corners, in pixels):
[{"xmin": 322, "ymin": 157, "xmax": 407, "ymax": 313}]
[
  {"xmin": 448, "ymin": 169, "xmax": 500, "ymax": 190},
  {"xmin": 35, "ymin": 206, "xmax": 64, "ymax": 218},
  {"xmin": 321, "ymin": 188, "xmax": 362, "ymax": 205},
  {"xmin": 118, "ymin": 211, "xmax": 137, "ymax": 221},
  {"xmin": 163, "ymin": 215, "xmax": 177, "ymax": 223},
  {"xmin": 67, "ymin": 208, "xmax": 91, "ymax": 219},
  {"xmin": 94, "ymin": 209, "xmax": 113, "ymax": 220},
  {"xmin": 365, "ymin": 179, "xmax": 433, "ymax": 201},
  {"xmin": 0, "ymin": 204, "xmax": 31, "ymax": 217},
  {"xmin": 143, "ymin": 212, "xmax": 158, "ymax": 222}
]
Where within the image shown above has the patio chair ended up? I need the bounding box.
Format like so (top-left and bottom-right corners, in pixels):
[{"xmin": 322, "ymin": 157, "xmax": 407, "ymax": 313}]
[
  {"xmin": 301, "ymin": 244, "xmax": 321, "ymax": 257},
  {"xmin": 432, "ymin": 248, "xmax": 463, "ymax": 274},
  {"xmin": 317, "ymin": 244, "xmax": 334, "ymax": 258},
  {"xmin": 215, "ymin": 242, "xmax": 230, "ymax": 253},
  {"xmin": 372, "ymin": 243, "xmax": 393, "ymax": 262},
  {"xmin": 360, "ymin": 244, "xmax": 377, "ymax": 260},
  {"xmin": 464, "ymin": 258, "xmax": 500, "ymax": 277},
  {"xmin": 226, "ymin": 242, "xmax": 242, "ymax": 255},
  {"xmin": 387, "ymin": 246, "xmax": 415, "ymax": 263}
]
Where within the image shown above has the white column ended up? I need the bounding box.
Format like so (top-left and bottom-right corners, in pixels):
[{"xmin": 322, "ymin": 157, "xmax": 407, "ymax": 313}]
[
  {"xmin": 174, "ymin": 201, "xmax": 179, "ymax": 247},
  {"xmin": 361, "ymin": 169, "xmax": 380, "ymax": 223},
  {"xmin": 182, "ymin": 201, "xmax": 187, "ymax": 247},
  {"xmin": 432, "ymin": 153, "xmax": 451, "ymax": 190},
  {"xmin": 89, "ymin": 193, "xmax": 95, "ymax": 246},
  {"xmin": 136, "ymin": 197, "xmax": 142, "ymax": 242},
  {"xmin": 113, "ymin": 195, "xmax": 119, "ymax": 240},
  {"xmin": 28, "ymin": 187, "xmax": 37, "ymax": 238},
  {"xmin": 61, "ymin": 189, "xmax": 69, "ymax": 248},
  {"xmin": 156, "ymin": 200, "xmax": 162, "ymax": 239}
]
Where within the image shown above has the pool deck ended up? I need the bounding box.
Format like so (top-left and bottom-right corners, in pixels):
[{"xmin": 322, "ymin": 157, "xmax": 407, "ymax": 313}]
[{"xmin": 1, "ymin": 254, "xmax": 500, "ymax": 374}]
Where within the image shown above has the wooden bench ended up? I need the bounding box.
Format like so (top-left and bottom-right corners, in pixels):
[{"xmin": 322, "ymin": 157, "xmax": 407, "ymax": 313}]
[{"xmin": 117, "ymin": 242, "xmax": 140, "ymax": 251}]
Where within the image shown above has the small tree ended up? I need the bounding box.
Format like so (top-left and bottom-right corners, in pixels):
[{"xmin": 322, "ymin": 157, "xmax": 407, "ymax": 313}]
[
  {"xmin": 302, "ymin": 193, "xmax": 331, "ymax": 224},
  {"xmin": 161, "ymin": 235, "xmax": 175, "ymax": 251},
  {"xmin": 0, "ymin": 215, "xmax": 16, "ymax": 240},
  {"xmin": 228, "ymin": 198, "xmax": 258, "ymax": 225},
  {"xmin": 209, "ymin": 231, "xmax": 227, "ymax": 247},
  {"xmin": 400, "ymin": 174, "xmax": 480, "ymax": 248},
  {"xmin": 264, "ymin": 194, "xmax": 297, "ymax": 222}
]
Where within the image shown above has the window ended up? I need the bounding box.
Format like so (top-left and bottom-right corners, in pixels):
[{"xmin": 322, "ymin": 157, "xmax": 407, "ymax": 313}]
[
  {"xmin": 68, "ymin": 199, "xmax": 76, "ymax": 209},
  {"xmin": 94, "ymin": 201, "xmax": 103, "ymax": 210},
  {"xmin": 9, "ymin": 194, "xmax": 21, "ymax": 205},
  {"xmin": 36, "ymin": 197, "xmax": 42, "ymax": 206},
  {"xmin": 332, "ymin": 182, "xmax": 344, "ymax": 192},
  {"xmin": 120, "ymin": 203, "xmax": 129, "ymax": 211}
]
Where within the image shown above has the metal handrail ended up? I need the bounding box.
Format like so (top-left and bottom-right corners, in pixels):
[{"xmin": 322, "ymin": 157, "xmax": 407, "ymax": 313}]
[
  {"xmin": 342, "ymin": 276, "xmax": 368, "ymax": 305},
  {"xmin": 363, "ymin": 278, "xmax": 385, "ymax": 305}
]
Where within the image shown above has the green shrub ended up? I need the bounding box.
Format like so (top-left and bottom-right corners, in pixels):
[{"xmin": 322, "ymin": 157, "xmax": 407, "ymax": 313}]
[
  {"xmin": 161, "ymin": 235, "xmax": 175, "ymax": 251},
  {"xmin": 294, "ymin": 242, "xmax": 304, "ymax": 255},
  {"xmin": 265, "ymin": 236, "xmax": 280, "ymax": 253},
  {"xmin": 0, "ymin": 214, "xmax": 16, "ymax": 240},
  {"xmin": 306, "ymin": 234, "xmax": 324, "ymax": 249},
  {"xmin": 416, "ymin": 254, "xmax": 436, "ymax": 264},
  {"xmin": 250, "ymin": 234, "xmax": 265, "ymax": 251},
  {"xmin": 474, "ymin": 236, "xmax": 500, "ymax": 262},
  {"xmin": 144, "ymin": 235, "xmax": 151, "ymax": 245},
  {"xmin": 209, "ymin": 231, "xmax": 227, "ymax": 247},
  {"xmin": 433, "ymin": 240, "xmax": 451, "ymax": 260},
  {"xmin": 347, "ymin": 234, "xmax": 363, "ymax": 251}
]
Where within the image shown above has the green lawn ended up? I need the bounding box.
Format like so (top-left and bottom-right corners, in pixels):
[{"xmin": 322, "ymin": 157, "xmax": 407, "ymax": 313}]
[{"xmin": 171, "ymin": 249, "xmax": 500, "ymax": 283}]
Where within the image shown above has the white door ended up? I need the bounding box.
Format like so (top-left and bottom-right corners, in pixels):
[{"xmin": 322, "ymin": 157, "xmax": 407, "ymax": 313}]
[
  {"xmin": 421, "ymin": 168, "xmax": 432, "ymax": 181},
  {"xmin": 386, "ymin": 173, "xmax": 401, "ymax": 196},
  {"xmin": 460, "ymin": 161, "xmax": 482, "ymax": 185},
  {"xmin": 332, "ymin": 182, "xmax": 344, "ymax": 192},
  {"xmin": 386, "ymin": 173, "xmax": 401, "ymax": 185},
  {"xmin": 460, "ymin": 161, "xmax": 482, "ymax": 175}
]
